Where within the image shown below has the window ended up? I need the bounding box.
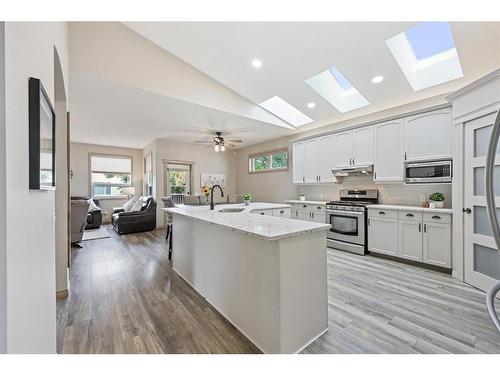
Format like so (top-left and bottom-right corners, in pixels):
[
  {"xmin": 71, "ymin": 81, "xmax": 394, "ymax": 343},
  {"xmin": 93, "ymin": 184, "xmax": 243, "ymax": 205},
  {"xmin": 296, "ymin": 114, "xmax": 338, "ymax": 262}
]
[
  {"xmin": 249, "ymin": 148, "xmax": 288, "ymax": 173},
  {"xmin": 385, "ymin": 22, "xmax": 463, "ymax": 91},
  {"xmin": 165, "ymin": 162, "xmax": 192, "ymax": 196},
  {"xmin": 305, "ymin": 65, "xmax": 369, "ymax": 113},
  {"xmin": 90, "ymin": 154, "xmax": 132, "ymax": 197}
]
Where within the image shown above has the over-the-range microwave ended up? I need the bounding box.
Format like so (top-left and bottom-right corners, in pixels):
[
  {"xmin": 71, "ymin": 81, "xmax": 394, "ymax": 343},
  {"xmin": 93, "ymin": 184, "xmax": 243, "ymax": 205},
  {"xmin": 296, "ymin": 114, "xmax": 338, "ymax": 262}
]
[{"xmin": 404, "ymin": 159, "xmax": 452, "ymax": 184}]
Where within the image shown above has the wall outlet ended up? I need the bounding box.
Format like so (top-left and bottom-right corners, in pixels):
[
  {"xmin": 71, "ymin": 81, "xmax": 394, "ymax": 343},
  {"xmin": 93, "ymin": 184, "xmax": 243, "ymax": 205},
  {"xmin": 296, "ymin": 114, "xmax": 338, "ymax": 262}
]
[{"xmin": 419, "ymin": 194, "xmax": 426, "ymax": 203}]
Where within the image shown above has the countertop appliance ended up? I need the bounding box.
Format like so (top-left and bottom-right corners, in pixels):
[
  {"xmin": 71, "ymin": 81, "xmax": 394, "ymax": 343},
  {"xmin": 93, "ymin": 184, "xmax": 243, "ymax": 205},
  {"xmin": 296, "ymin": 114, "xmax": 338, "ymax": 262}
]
[
  {"xmin": 404, "ymin": 159, "xmax": 452, "ymax": 184},
  {"xmin": 326, "ymin": 189, "xmax": 378, "ymax": 255}
]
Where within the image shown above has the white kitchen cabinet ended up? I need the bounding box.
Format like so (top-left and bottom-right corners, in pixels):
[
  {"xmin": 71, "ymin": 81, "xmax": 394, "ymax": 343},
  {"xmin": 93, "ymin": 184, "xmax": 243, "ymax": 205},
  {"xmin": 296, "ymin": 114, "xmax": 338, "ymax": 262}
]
[
  {"xmin": 398, "ymin": 220, "xmax": 423, "ymax": 261},
  {"xmin": 252, "ymin": 209, "xmax": 272, "ymax": 216},
  {"xmin": 332, "ymin": 130, "xmax": 353, "ymax": 167},
  {"xmin": 352, "ymin": 126, "xmax": 374, "ymax": 165},
  {"xmin": 318, "ymin": 135, "xmax": 334, "ymax": 183},
  {"xmin": 404, "ymin": 108, "xmax": 452, "ymax": 162},
  {"xmin": 310, "ymin": 211, "xmax": 326, "ymax": 223},
  {"xmin": 292, "ymin": 141, "xmax": 306, "ymax": 183},
  {"xmin": 293, "ymin": 210, "xmax": 312, "ymax": 221},
  {"xmin": 273, "ymin": 208, "xmax": 291, "ymax": 218},
  {"xmin": 304, "ymin": 138, "xmax": 320, "ymax": 183},
  {"xmin": 373, "ymin": 119, "xmax": 404, "ymax": 182},
  {"xmin": 423, "ymin": 221, "xmax": 452, "ymax": 268},
  {"xmin": 368, "ymin": 216, "xmax": 399, "ymax": 256}
]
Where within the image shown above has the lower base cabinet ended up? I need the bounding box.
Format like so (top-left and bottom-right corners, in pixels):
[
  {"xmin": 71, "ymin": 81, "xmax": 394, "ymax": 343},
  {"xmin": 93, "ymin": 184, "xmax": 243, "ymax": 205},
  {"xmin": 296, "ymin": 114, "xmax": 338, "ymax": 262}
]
[
  {"xmin": 368, "ymin": 208, "xmax": 452, "ymax": 269},
  {"xmin": 368, "ymin": 216, "xmax": 399, "ymax": 256},
  {"xmin": 423, "ymin": 221, "xmax": 451, "ymax": 268},
  {"xmin": 399, "ymin": 220, "xmax": 423, "ymax": 262}
]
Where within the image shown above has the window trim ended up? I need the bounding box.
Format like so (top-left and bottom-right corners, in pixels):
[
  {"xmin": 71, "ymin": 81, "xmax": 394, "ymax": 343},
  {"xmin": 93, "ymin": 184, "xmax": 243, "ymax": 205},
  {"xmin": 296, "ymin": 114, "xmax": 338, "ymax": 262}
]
[
  {"xmin": 89, "ymin": 153, "xmax": 133, "ymax": 198},
  {"xmin": 248, "ymin": 147, "xmax": 289, "ymax": 174}
]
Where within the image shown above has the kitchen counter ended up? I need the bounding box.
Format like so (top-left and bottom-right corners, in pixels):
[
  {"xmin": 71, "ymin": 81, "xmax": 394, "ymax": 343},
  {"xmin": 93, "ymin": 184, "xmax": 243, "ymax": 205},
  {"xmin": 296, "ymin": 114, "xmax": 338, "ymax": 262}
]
[
  {"xmin": 368, "ymin": 204, "xmax": 453, "ymax": 214},
  {"xmin": 165, "ymin": 202, "xmax": 329, "ymax": 353},
  {"xmin": 284, "ymin": 200, "xmax": 328, "ymax": 205},
  {"xmin": 164, "ymin": 202, "xmax": 330, "ymax": 241}
]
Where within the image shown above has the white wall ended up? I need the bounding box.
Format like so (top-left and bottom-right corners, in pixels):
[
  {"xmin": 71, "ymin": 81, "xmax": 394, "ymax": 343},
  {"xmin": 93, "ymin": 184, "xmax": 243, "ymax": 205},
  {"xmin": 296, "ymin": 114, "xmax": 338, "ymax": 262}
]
[
  {"xmin": 70, "ymin": 142, "xmax": 144, "ymax": 223},
  {"xmin": 4, "ymin": 22, "xmax": 68, "ymax": 353},
  {"xmin": 0, "ymin": 21, "xmax": 7, "ymax": 354},
  {"xmin": 149, "ymin": 139, "xmax": 236, "ymax": 226}
]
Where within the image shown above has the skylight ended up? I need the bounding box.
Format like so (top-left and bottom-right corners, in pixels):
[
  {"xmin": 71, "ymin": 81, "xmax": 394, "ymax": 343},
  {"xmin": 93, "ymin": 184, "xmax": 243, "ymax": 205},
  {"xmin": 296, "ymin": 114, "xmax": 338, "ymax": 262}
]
[
  {"xmin": 305, "ymin": 66, "xmax": 369, "ymax": 113},
  {"xmin": 259, "ymin": 96, "xmax": 313, "ymax": 127},
  {"xmin": 386, "ymin": 22, "xmax": 463, "ymax": 91}
]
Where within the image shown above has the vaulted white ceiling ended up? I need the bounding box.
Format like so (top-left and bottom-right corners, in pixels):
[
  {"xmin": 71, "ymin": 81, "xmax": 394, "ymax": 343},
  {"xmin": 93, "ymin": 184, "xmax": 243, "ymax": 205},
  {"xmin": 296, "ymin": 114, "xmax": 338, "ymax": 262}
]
[{"xmin": 125, "ymin": 22, "xmax": 500, "ymax": 131}]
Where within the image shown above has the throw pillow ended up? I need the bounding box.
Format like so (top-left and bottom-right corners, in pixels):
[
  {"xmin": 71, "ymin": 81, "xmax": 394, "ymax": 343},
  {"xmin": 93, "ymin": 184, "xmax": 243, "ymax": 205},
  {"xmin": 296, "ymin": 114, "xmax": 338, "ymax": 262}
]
[
  {"xmin": 87, "ymin": 198, "xmax": 99, "ymax": 213},
  {"xmin": 123, "ymin": 196, "xmax": 138, "ymax": 212},
  {"xmin": 130, "ymin": 198, "xmax": 144, "ymax": 212}
]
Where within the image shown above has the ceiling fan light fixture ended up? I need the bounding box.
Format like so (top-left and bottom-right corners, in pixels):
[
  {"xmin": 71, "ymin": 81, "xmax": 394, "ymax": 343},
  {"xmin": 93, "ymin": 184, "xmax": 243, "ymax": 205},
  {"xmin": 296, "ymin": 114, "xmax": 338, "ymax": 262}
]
[
  {"xmin": 214, "ymin": 144, "xmax": 220, "ymax": 152},
  {"xmin": 220, "ymin": 145, "xmax": 226, "ymax": 152}
]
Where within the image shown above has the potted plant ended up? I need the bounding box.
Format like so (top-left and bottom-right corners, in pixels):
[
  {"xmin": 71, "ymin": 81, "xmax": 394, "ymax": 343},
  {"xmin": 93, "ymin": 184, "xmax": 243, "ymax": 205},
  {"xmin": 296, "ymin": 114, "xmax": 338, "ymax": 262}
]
[
  {"xmin": 429, "ymin": 192, "xmax": 445, "ymax": 208},
  {"xmin": 242, "ymin": 193, "xmax": 252, "ymax": 206}
]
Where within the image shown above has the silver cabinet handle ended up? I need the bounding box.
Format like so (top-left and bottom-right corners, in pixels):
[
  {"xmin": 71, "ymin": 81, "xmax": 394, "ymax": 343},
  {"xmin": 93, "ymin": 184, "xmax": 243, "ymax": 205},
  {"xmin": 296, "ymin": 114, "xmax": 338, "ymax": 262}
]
[
  {"xmin": 423, "ymin": 223, "xmax": 427, "ymax": 233},
  {"xmin": 432, "ymin": 215, "xmax": 441, "ymax": 220},
  {"xmin": 406, "ymin": 213, "xmax": 414, "ymax": 217},
  {"xmin": 404, "ymin": 151, "xmax": 407, "ymax": 160},
  {"xmin": 260, "ymin": 212, "xmax": 265, "ymax": 215},
  {"xmin": 378, "ymin": 211, "xmax": 386, "ymax": 215},
  {"xmin": 352, "ymin": 158, "xmax": 355, "ymax": 165},
  {"xmin": 418, "ymin": 223, "xmax": 421, "ymax": 232},
  {"xmin": 368, "ymin": 218, "xmax": 370, "ymax": 226},
  {"xmin": 280, "ymin": 210, "xmax": 284, "ymax": 214},
  {"xmin": 463, "ymin": 208, "xmax": 472, "ymax": 214}
]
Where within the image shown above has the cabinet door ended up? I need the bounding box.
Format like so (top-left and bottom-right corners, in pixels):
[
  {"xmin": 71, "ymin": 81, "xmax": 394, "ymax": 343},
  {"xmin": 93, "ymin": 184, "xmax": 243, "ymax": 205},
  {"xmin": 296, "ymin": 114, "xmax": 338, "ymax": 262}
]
[
  {"xmin": 292, "ymin": 142, "xmax": 305, "ymax": 183},
  {"xmin": 311, "ymin": 211, "xmax": 326, "ymax": 223},
  {"xmin": 368, "ymin": 217, "xmax": 398, "ymax": 256},
  {"xmin": 305, "ymin": 138, "xmax": 320, "ymax": 183},
  {"xmin": 405, "ymin": 108, "xmax": 452, "ymax": 161},
  {"xmin": 318, "ymin": 135, "xmax": 334, "ymax": 183},
  {"xmin": 398, "ymin": 220, "xmax": 423, "ymax": 261},
  {"xmin": 352, "ymin": 126, "xmax": 374, "ymax": 165},
  {"xmin": 373, "ymin": 120, "xmax": 404, "ymax": 182},
  {"xmin": 296, "ymin": 210, "xmax": 312, "ymax": 221},
  {"xmin": 423, "ymin": 221, "xmax": 451, "ymax": 268},
  {"xmin": 332, "ymin": 130, "xmax": 353, "ymax": 167}
]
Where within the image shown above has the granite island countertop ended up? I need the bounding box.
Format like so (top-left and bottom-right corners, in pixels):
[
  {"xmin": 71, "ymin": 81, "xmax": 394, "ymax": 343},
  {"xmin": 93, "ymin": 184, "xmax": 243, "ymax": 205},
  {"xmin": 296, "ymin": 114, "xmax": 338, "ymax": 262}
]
[{"xmin": 163, "ymin": 202, "xmax": 331, "ymax": 241}]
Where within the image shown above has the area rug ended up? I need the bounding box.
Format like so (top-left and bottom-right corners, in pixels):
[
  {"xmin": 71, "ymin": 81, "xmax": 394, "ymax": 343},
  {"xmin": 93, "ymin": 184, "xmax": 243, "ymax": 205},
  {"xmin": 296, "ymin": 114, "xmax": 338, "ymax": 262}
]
[{"xmin": 82, "ymin": 227, "xmax": 111, "ymax": 241}]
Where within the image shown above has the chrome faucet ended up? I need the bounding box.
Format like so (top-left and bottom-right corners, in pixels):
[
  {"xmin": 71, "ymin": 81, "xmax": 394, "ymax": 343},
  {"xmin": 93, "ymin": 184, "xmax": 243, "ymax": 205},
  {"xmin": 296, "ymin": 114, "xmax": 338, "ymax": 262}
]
[{"xmin": 210, "ymin": 184, "xmax": 224, "ymax": 210}]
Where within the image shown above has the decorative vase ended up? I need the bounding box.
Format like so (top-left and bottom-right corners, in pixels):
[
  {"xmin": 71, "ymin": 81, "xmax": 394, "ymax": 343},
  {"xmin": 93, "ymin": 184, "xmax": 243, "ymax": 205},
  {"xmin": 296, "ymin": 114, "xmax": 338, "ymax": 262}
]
[
  {"xmin": 244, "ymin": 199, "xmax": 250, "ymax": 206},
  {"xmin": 432, "ymin": 201, "xmax": 444, "ymax": 208}
]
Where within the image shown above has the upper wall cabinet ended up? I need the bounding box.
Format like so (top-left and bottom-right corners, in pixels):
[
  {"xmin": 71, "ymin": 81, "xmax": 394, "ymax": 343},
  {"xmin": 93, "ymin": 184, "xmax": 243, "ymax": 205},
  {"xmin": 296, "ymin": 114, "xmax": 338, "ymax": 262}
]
[
  {"xmin": 292, "ymin": 135, "xmax": 335, "ymax": 184},
  {"xmin": 374, "ymin": 119, "xmax": 404, "ymax": 182},
  {"xmin": 352, "ymin": 126, "xmax": 374, "ymax": 165},
  {"xmin": 332, "ymin": 130, "xmax": 353, "ymax": 167},
  {"xmin": 292, "ymin": 142, "xmax": 306, "ymax": 183},
  {"xmin": 404, "ymin": 108, "xmax": 452, "ymax": 162},
  {"xmin": 332, "ymin": 126, "xmax": 374, "ymax": 167}
]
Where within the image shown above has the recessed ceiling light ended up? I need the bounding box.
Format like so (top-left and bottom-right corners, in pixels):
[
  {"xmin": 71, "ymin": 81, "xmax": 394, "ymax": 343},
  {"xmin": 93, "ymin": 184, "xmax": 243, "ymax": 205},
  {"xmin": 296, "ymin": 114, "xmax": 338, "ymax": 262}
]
[
  {"xmin": 307, "ymin": 102, "xmax": 316, "ymax": 109},
  {"xmin": 371, "ymin": 75, "xmax": 384, "ymax": 84},
  {"xmin": 251, "ymin": 59, "xmax": 262, "ymax": 68}
]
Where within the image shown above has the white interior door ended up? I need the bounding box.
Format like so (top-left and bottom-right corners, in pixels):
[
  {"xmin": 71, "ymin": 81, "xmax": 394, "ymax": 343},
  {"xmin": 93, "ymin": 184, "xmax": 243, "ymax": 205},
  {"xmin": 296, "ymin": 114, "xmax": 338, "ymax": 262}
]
[{"xmin": 464, "ymin": 112, "xmax": 500, "ymax": 292}]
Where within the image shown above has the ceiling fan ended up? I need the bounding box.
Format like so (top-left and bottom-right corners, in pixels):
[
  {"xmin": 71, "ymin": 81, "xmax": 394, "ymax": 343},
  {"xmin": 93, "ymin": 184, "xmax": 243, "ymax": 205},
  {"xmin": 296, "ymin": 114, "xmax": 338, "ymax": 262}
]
[{"xmin": 194, "ymin": 131, "xmax": 242, "ymax": 152}]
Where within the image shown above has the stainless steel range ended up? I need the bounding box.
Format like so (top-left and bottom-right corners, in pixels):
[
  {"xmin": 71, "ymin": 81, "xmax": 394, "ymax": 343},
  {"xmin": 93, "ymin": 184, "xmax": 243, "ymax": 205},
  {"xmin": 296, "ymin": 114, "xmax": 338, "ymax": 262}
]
[{"xmin": 326, "ymin": 189, "xmax": 378, "ymax": 255}]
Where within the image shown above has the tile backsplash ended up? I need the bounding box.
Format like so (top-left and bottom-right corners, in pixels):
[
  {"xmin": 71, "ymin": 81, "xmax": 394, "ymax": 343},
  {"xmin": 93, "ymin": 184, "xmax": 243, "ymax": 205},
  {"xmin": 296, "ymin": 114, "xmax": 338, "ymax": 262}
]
[{"xmin": 297, "ymin": 175, "xmax": 452, "ymax": 208}]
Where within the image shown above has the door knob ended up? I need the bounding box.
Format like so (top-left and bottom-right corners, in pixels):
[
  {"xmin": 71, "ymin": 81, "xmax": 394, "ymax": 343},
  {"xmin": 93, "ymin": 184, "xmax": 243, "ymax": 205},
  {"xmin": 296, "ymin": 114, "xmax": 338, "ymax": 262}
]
[{"xmin": 463, "ymin": 208, "xmax": 472, "ymax": 214}]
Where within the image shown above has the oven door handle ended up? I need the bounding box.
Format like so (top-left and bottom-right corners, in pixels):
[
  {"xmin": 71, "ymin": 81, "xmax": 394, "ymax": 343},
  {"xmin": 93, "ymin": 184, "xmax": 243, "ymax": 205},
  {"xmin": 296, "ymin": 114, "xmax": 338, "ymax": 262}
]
[{"xmin": 326, "ymin": 209, "xmax": 364, "ymax": 216}]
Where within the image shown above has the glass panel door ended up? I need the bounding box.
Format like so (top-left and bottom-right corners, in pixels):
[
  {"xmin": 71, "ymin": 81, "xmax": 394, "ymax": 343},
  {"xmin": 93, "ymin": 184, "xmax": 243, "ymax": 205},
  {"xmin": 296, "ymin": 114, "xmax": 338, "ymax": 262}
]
[
  {"xmin": 164, "ymin": 162, "xmax": 192, "ymax": 202},
  {"xmin": 464, "ymin": 112, "xmax": 500, "ymax": 291}
]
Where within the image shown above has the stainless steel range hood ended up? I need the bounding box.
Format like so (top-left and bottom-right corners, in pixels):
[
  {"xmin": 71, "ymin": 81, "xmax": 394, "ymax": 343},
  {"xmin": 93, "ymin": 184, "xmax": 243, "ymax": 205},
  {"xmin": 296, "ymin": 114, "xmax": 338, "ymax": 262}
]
[{"xmin": 332, "ymin": 164, "xmax": 373, "ymax": 177}]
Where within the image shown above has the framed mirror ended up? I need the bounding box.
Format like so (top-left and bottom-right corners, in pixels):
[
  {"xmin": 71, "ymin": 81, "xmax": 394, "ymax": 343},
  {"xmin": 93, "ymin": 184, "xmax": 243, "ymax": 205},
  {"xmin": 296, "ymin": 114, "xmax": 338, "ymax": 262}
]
[{"xmin": 29, "ymin": 77, "xmax": 56, "ymax": 190}]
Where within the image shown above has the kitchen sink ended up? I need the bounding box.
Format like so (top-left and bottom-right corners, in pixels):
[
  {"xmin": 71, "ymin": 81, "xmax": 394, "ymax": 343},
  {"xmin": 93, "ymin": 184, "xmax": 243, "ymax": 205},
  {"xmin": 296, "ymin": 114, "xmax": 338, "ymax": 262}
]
[{"xmin": 218, "ymin": 208, "xmax": 246, "ymax": 213}]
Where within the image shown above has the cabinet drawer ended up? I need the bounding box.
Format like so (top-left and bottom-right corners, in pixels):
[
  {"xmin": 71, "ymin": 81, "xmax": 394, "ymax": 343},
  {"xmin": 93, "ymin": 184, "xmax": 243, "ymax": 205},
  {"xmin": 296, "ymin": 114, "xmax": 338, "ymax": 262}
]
[
  {"xmin": 273, "ymin": 208, "xmax": 291, "ymax": 218},
  {"xmin": 398, "ymin": 210, "xmax": 423, "ymax": 221},
  {"xmin": 368, "ymin": 208, "xmax": 398, "ymax": 219},
  {"xmin": 252, "ymin": 209, "xmax": 272, "ymax": 216},
  {"xmin": 423, "ymin": 212, "xmax": 451, "ymax": 224}
]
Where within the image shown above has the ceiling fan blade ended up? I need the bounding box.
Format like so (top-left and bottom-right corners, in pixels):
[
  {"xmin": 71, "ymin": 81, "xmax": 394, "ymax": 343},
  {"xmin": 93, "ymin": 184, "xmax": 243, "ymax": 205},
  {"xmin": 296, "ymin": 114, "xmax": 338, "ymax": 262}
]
[
  {"xmin": 193, "ymin": 140, "xmax": 213, "ymax": 144},
  {"xmin": 225, "ymin": 139, "xmax": 243, "ymax": 143}
]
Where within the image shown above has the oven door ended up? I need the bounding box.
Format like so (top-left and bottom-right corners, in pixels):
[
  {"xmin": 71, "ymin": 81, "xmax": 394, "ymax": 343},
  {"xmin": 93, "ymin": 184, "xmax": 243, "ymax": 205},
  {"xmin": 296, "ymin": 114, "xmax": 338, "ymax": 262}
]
[{"xmin": 327, "ymin": 209, "xmax": 365, "ymax": 245}]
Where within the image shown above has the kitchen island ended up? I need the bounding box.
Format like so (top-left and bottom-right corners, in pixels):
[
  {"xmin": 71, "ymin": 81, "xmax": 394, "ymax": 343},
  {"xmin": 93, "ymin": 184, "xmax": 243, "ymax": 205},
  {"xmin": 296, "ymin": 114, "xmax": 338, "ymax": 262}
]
[{"xmin": 163, "ymin": 202, "xmax": 330, "ymax": 353}]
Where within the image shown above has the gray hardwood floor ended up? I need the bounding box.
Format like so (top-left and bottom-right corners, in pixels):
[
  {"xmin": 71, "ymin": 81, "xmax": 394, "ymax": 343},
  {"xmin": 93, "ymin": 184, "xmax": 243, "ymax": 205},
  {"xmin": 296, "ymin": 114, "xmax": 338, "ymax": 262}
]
[{"xmin": 57, "ymin": 225, "xmax": 500, "ymax": 354}]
